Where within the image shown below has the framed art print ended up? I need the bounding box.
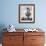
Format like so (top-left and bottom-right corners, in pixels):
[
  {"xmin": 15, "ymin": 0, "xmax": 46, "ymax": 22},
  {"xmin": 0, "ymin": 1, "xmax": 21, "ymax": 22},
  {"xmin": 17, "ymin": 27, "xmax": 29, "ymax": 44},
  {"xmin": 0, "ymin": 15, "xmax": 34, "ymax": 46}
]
[{"xmin": 19, "ymin": 4, "xmax": 35, "ymax": 23}]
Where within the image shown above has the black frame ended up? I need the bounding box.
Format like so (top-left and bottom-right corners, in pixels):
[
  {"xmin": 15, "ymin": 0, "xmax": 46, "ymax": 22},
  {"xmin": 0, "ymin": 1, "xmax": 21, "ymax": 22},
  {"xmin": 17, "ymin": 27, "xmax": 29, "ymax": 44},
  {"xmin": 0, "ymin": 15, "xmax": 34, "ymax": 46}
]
[{"xmin": 19, "ymin": 4, "xmax": 35, "ymax": 23}]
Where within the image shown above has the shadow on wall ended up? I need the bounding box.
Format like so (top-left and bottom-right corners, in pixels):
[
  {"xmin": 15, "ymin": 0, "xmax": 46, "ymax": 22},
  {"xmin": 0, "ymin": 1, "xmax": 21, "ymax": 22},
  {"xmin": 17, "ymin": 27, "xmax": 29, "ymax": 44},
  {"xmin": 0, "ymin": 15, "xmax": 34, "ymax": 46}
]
[{"xmin": 0, "ymin": 24, "xmax": 7, "ymax": 43}]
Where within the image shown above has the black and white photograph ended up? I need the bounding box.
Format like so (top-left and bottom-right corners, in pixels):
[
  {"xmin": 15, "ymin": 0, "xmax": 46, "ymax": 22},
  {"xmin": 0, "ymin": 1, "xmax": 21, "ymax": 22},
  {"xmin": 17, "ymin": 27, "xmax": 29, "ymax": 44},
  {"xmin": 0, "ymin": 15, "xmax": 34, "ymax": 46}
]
[{"xmin": 19, "ymin": 4, "xmax": 35, "ymax": 23}]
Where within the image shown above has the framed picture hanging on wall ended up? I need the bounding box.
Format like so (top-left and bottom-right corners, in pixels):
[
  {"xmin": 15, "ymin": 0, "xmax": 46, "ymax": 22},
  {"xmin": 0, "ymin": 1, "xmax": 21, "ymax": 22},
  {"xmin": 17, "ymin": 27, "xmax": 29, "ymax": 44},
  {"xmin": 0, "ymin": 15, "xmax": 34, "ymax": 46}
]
[{"xmin": 19, "ymin": 4, "xmax": 35, "ymax": 23}]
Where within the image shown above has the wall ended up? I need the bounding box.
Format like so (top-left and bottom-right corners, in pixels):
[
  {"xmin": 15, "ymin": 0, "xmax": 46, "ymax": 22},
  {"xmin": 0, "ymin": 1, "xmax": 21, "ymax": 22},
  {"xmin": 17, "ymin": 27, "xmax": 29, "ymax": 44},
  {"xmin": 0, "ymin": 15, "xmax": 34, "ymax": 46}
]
[
  {"xmin": 0, "ymin": 0, "xmax": 46, "ymax": 31},
  {"xmin": 0, "ymin": 0, "xmax": 46, "ymax": 43},
  {"xmin": 0, "ymin": 0, "xmax": 46, "ymax": 30}
]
